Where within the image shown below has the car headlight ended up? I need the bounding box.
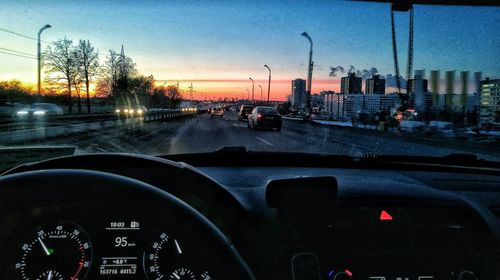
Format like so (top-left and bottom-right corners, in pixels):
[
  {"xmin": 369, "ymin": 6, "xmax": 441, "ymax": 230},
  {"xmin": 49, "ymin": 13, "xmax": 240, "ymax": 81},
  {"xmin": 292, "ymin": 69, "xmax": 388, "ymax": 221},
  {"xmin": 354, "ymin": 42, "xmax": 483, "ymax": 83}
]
[
  {"xmin": 124, "ymin": 109, "xmax": 129, "ymax": 113},
  {"xmin": 33, "ymin": 110, "xmax": 46, "ymax": 115},
  {"xmin": 115, "ymin": 109, "xmax": 120, "ymax": 113},
  {"xmin": 16, "ymin": 111, "xmax": 28, "ymax": 115},
  {"xmin": 137, "ymin": 109, "xmax": 143, "ymax": 114}
]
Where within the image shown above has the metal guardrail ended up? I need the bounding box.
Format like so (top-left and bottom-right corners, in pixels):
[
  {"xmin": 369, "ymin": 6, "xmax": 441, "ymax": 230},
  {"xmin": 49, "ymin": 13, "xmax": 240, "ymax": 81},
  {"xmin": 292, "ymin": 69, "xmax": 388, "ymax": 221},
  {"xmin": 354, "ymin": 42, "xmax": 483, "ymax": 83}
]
[{"xmin": 0, "ymin": 109, "xmax": 202, "ymax": 125}]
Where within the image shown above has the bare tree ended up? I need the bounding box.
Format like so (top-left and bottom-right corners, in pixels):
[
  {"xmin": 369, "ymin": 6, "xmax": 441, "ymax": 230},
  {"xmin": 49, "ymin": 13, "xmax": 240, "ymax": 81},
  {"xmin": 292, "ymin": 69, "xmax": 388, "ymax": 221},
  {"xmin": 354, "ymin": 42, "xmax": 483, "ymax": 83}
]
[
  {"xmin": 75, "ymin": 40, "xmax": 99, "ymax": 114},
  {"xmin": 43, "ymin": 37, "xmax": 79, "ymax": 114},
  {"xmin": 100, "ymin": 48, "xmax": 137, "ymax": 105}
]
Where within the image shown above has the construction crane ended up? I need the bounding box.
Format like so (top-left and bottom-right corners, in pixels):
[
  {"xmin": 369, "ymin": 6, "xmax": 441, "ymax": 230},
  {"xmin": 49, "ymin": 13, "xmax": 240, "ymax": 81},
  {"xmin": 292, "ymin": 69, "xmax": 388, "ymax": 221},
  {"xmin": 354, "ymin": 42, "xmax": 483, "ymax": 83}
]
[{"xmin": 390, "ymin": 3, "xmax": 414, "ymax": 111}]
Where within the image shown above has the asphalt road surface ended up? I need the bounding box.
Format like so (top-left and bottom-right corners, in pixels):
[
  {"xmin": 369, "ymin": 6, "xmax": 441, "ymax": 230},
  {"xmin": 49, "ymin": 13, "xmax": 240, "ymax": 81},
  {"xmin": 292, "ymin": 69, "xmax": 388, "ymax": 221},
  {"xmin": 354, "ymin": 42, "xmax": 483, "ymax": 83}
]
[{"xmin": 6, "ymin": 111, "xmax": 498, "ymax": 161}]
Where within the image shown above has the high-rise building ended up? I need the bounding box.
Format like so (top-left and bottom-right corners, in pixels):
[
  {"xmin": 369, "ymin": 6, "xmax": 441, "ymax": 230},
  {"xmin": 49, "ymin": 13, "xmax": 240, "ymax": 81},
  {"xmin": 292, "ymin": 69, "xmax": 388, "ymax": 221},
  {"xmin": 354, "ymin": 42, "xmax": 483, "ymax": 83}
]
[
  {"xmin": 407, "ymin": 73, "xmax": 428, "ymax": 111},
  {"xmin": 479, "ymin": 78, "xmax": 500, "ymax": 125},
  {"xmin": 291, "ymin": 79, "xmax": 307, "ymax": 110},
  {"xmin": 323, "ymin": 93, "xmax": 399, "ymax": 118},
  {"xmin": 407, "ymin": 79, "xmax": 428, "ymax": 94},
  {"xmin": 341, "ymin": 73, "xmax": 362, "ymax": 94},
  {"xmin": 365, "ymin": 75, "xmax": 385, "ymax": 94}
]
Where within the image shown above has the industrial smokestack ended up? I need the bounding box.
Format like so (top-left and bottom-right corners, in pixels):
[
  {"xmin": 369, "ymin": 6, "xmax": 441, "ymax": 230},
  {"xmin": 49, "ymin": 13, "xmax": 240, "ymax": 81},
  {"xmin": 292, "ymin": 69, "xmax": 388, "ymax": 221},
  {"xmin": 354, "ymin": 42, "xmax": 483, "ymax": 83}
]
[
  {"xmin": 445, "ymin": 70, "xmax": 455, "ymax": 111},
  {"xmin": 460, "ymin": 71, "xmax": 469, "ymax": 107}
]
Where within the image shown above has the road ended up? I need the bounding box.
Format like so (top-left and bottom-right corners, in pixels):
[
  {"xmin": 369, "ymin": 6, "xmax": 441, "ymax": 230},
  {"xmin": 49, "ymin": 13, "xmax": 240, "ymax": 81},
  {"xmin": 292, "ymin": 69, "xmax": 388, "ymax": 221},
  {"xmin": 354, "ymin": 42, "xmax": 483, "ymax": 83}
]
[{"xmin": 5, "ymin": 111, "xmax": 498, "ymax": 161}]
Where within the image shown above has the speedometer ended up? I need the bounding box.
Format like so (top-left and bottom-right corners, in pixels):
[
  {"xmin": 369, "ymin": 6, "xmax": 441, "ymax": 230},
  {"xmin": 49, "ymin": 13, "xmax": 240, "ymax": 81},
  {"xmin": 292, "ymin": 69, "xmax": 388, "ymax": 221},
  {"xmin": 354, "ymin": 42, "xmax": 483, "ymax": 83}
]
[{"xmin": 15, "ymin": 222, "xmax": 92, "ymax": 280}]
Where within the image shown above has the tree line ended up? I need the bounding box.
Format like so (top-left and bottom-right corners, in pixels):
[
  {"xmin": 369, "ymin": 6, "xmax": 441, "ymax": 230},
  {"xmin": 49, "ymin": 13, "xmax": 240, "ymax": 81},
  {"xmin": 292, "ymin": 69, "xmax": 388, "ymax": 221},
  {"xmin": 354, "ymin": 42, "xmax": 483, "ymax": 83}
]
[{"xmin": 40, "ymin": 37, "xmax": 181, "ymax": 114}]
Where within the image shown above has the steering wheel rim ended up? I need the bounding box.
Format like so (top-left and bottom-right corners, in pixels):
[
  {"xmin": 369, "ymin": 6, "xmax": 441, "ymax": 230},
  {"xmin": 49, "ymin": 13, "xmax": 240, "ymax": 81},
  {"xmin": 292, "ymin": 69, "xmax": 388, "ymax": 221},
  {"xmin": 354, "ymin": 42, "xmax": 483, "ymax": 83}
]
[
  {"xmin": 2, "ymin": 153, "xmax": 249, "ymax": 234},
  {"xmin": 0, "ymin": 169, "xmax": 255, "ymax": 279}
]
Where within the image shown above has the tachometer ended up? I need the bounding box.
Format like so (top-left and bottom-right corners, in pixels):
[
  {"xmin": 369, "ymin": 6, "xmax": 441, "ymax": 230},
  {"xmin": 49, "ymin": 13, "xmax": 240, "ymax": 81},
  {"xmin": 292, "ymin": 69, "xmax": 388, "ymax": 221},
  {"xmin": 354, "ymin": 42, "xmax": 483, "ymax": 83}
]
[
  {"xmin": 143, "ymin": 232, "xmax": 212, "ymax": 280},
  {"xmin": 15, "ymin": 222, "xmax": 92, "ymax": 280}
]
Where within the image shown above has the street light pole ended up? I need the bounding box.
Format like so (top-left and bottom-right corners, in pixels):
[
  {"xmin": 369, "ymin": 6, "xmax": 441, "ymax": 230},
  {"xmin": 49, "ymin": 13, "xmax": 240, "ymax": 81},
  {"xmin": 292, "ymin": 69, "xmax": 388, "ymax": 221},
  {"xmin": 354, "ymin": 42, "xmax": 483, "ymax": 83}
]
[
  {"xmin": 246, "ymin": 89, "xmax": 250, "ymax": 100},
  {"xmin": 249, "ymin": 78, "xmax": 254, "ymax": 103},
  {"xmin": 38, "ymin": 24, "xmax": 51, "ymax": 95},
  {"xmin": 264, "ymin": 64, "xmax": 271, "ymax": 103},
  {"xmin": 258, "ymin": 85, "xmax": 263, "ymax": 101},
  {"xmin": 301, "ymin": 32, "xmax": 313, "ymax": 113}
]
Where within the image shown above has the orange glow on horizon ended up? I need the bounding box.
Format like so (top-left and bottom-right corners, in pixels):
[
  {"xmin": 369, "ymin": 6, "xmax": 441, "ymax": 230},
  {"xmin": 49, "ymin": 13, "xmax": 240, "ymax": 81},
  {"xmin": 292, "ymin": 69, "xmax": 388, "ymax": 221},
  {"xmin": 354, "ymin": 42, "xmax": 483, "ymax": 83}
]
[{"xmin": 17, "ymin": 79, "xmax": 341, "ymax": 101}]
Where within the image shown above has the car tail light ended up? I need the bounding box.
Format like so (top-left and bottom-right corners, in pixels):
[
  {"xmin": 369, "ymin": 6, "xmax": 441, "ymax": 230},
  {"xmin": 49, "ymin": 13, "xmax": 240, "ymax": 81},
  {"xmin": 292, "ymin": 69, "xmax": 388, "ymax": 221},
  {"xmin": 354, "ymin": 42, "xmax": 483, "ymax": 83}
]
[{"xmin": 257, "ymin": 114, "xmax": 262, "ymax": 119}]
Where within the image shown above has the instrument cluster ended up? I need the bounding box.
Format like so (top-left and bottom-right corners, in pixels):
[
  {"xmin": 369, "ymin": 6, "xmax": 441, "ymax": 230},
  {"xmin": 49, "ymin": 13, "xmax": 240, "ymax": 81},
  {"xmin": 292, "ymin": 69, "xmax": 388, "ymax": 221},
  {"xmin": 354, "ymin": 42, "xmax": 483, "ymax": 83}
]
[{"xmin": 3, "ymin": 205, "xmax": 217, "ymax": 280}]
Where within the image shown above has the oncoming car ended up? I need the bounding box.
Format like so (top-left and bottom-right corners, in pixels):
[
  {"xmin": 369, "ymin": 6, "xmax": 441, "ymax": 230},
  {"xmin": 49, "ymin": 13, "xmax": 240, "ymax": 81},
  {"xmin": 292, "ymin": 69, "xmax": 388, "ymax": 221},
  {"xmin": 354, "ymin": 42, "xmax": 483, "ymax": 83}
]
[
  {"xmin": 115, "ymin": 105, "xmax": 147, "ymax": 117},
  {"xmin": 16, "ymin": 103, "xmax": 64, "ymax": 118}
]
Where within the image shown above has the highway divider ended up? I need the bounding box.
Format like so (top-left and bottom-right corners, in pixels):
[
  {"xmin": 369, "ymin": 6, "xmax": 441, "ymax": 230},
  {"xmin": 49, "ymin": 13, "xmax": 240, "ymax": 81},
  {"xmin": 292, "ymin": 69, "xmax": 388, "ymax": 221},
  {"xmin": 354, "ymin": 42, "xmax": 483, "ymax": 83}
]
[{"xmin": 0, "ymin": 108, "xmax": 202, "ymax": 126}]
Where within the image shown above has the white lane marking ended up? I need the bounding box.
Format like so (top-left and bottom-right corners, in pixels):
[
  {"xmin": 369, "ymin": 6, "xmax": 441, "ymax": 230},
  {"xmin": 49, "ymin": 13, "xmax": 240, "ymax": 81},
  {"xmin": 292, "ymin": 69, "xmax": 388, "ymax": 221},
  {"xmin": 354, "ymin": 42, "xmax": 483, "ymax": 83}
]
[
  {"xmin": 232, "ymin": 123, "xmax": 239, "ymax": 127},
  {"xmin": 256, "ymin": 136, "xmax": 274, "ymax": 146}
]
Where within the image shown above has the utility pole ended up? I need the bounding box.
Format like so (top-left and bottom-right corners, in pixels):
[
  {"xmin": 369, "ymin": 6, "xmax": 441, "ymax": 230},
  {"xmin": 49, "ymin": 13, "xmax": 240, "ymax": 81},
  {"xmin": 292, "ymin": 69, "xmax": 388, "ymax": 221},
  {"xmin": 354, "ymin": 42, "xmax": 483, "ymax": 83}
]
[{"xmin": 37, "ymin": 24, "xmax": 51, "ymax": 95}]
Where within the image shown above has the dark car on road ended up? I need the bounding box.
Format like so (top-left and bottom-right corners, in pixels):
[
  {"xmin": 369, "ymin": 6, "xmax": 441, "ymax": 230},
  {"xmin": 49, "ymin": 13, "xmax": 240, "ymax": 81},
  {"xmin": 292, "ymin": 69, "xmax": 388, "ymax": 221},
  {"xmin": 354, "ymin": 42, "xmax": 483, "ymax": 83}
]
[
  {"xmin": 237, "ymin": 105, "xmax": 254, "ymax": 121},
  {"xmin": 247, "ymin": 106, "xmax": 282, "ymax": 131}
]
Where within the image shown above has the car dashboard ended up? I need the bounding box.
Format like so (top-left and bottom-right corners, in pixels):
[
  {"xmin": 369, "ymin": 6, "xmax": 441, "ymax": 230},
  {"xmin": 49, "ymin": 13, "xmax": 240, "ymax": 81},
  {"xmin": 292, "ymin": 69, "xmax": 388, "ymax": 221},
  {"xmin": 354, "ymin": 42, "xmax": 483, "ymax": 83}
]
[{"xmin": 0, "ymin": 153, "xmax": 499, "ymax": 280}]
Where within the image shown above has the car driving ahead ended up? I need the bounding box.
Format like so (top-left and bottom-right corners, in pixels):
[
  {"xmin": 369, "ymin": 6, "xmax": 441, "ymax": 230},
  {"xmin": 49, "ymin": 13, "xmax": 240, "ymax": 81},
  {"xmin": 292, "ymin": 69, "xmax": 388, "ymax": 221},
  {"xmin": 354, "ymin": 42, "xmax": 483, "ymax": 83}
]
[
  {"xmin": 247, "ymin": 106, "xmax": 282, "ymax": 131},
  {"xmin": 211, "ymin": 106, "xmax": 224, "ymax": 118},
  {"xmin": 238, "ymin": 104, "xmax": 254, "ymax": 121}
]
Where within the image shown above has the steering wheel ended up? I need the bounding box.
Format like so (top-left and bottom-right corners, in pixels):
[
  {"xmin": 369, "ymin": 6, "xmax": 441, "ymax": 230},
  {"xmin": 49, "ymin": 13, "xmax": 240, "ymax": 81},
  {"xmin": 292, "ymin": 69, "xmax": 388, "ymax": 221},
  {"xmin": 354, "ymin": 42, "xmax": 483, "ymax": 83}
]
[
  {"xmin": 0, "ymin": 169, "xmax": 255, "ymax": 279},
  {"xmin": 2, "ymin": 154, "xmax": 249, "ymax": 236}
]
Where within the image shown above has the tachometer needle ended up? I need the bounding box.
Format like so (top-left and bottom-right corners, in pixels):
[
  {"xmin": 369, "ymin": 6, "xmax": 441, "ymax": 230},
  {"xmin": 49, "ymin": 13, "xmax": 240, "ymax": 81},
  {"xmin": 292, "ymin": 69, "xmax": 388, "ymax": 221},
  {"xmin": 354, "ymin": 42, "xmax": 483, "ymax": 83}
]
[
  {"xmin": 174, "ymin": 239, "xmax": 182, "ymax": 255},
  {"xmin": 172, "ymin": 272, "xmax": 181, "ymax": 280},
  {"xmin": 38, "ymin": 237, "xmax": 52, "ymax": 256},
  {"xmin": 47, "ymin": 270, "xmax": 53, "ymax": 280}
]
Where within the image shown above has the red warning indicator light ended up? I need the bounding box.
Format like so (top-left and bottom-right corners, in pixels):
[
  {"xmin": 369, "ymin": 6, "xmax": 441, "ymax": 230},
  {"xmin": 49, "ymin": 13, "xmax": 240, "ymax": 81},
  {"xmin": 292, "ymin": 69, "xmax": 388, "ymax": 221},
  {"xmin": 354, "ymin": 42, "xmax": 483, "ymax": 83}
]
[
  {"xmin": 345, "ymin": 269, "xmax": 353, "ymax": 277},
  {"xmin": 380, "ymin": 210, "xmax": 393, "ymax": 220}
]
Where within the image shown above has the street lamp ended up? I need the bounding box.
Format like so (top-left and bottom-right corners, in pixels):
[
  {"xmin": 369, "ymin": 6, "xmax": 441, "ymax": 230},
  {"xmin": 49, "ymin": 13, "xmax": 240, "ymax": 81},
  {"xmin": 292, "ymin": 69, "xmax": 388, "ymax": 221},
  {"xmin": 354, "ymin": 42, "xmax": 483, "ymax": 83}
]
[
  {"xmin": 258, "ymin": 85, "xmax": 263, "ymax": 101},
  {"xmin": 249, "ymin": 77, "xmax": 254, "ymax": 103},
  {"xmin": 301, "ymin": 32, "xmax": 313, "ymax": 112},
  {"xmin": 264, "ymin": 64, "xmax": 271, "ymax": 103},
  {"xmin": 246, "ymin": 89, "xmax": 250, "ymax": 100},
  {"xmin": 38, "ymin": 24, "xmax": 51, "ymax": 95}
]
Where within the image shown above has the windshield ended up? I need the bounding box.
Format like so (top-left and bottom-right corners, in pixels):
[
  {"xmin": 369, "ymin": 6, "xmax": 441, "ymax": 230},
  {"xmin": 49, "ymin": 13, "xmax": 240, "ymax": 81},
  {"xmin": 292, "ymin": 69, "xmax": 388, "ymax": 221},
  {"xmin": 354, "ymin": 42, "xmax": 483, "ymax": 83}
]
[{"xmin": 0, "ymin": 1, "xmax": 499, "ymax": 161}]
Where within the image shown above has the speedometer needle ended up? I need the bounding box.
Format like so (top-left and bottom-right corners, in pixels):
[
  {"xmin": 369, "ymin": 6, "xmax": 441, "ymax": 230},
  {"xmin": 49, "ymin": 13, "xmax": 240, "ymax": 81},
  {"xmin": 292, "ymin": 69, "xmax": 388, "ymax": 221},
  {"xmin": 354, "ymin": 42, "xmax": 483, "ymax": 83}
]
[
  {"xmin": 38, "ymin": 237, "xmax": 52, "ymax": 256},
  {"xmin": 47, "ymin": 270, "xmax": 53, "ymax": 280},
  {"xmin": 172, "ymin": 272, "xmax": 181, "ymax": 280}
]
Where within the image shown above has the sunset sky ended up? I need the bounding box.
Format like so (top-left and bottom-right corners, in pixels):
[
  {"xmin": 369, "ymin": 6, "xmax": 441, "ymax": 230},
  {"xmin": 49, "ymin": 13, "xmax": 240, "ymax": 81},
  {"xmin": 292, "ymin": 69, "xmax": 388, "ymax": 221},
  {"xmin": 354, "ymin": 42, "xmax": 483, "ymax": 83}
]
[{"xmin": 0, "ymin": 0, "xmax": 498, "ymax": 100}]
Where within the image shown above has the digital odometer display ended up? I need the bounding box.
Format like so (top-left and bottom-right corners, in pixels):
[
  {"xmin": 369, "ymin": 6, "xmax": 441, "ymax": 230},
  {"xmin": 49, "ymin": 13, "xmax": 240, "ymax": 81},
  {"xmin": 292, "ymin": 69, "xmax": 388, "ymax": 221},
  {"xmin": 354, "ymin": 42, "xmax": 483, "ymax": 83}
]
[{"xmin": 99, "ymin": 220, "xmax": 141, "ymax": 278}]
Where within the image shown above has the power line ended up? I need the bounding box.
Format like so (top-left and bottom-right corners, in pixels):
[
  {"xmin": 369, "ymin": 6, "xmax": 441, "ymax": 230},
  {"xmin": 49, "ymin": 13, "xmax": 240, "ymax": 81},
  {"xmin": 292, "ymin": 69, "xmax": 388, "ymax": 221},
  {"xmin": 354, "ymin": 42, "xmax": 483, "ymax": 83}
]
[
  {"xmin": 0, "ymin": 47, "xmax": 36, "ymax": 57},
  {"xmin": 0, "ymin": 50, "xmax": 37, "ymax": 59},
  {"xmin": 0, "ymin": 27, "xmax": 49, "ymax": 43}
]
